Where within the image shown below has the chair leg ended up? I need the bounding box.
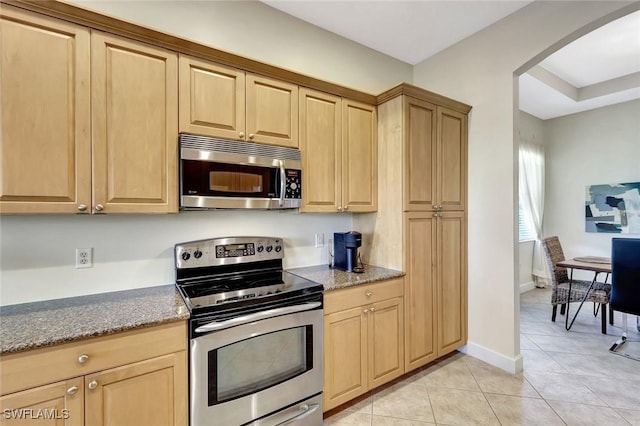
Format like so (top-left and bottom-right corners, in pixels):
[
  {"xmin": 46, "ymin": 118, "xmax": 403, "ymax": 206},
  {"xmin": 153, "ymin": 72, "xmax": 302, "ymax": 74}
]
[
  {"xmin": 601, "ymin": 304, "xmax": 607, "ymax": 334},
  {"xmin": 610, "ymin": 307, "xmax": 614, "ymax": 325},
  {"xmin": 552, "ymin": 305, "xmax": 558, "ymax": 322},
  {"xmin": 560, "ymin": 304, "xmax": 566, "ymax": 315}
]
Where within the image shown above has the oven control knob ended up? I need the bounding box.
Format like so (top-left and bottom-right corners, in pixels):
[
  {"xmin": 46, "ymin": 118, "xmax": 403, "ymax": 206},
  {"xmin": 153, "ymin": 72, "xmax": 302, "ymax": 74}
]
[
  {"xmin": 194, "ymin": 250, "xmax": 203, "ymax": 259},
  {"xmin": 181, "ymin": 252, "xmax": 190, "ymax": 261},
  {"xmin": 266, "ymin": 245, "xmax": 273, "ymax": 252},
  {"xmin": 257, "ymin": 245, "xmax": 264, "ymax": 253},
  {"xmin": 275, "ymin": 245, "xmax": 282, "ymax": 252}
]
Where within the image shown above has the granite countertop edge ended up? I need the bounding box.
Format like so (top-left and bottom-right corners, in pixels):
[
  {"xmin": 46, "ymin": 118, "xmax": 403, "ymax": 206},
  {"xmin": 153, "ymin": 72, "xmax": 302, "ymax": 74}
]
[
  {"xmin": 0, "ymin": 284, "xmax": 189, "ymax": 355},
  {"xmin": 287, "ymin": 264, "xmax": 405, "ymax": 291}
]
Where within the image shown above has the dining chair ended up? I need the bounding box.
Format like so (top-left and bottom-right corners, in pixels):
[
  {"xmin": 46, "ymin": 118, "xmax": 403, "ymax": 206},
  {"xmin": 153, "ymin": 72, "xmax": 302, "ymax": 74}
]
[
  {"xmin": 542, "ymin": 236, "xmax": 611, "ymax": 333},
  {"xmin": 609, "ymin": 237, "xmax": 640, "ymax": 361}
]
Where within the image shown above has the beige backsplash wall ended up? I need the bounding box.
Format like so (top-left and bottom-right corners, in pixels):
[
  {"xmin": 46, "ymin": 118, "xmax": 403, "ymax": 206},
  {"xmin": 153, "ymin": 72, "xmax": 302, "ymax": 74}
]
[{"xmin": 0, "ymin": 211, "xmax": 352, "ymax": 306}]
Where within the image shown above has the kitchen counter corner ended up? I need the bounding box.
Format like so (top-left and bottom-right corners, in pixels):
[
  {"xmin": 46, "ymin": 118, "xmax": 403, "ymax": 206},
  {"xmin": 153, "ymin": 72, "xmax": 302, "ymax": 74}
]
[
  {"xmin": 287, "ymin": 264, "xmax": 404, "ymax": 291},
  {"xmin": 0, "ymin": 285, "xmax": 189, "ymax": 355}
]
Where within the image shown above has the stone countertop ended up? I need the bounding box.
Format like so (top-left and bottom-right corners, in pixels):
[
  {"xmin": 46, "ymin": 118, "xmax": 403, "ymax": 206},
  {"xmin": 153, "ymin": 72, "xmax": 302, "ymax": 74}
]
[
  {"xmin": 287, "ymin": 264, "xmax": 404, "ymax": 291},
  {"xmin": 0, "ymin": 285, "xmax": 189, "ymax": 355}
]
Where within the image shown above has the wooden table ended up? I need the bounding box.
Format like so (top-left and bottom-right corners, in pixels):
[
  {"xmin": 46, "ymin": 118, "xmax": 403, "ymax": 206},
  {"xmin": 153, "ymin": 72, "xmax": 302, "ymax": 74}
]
[{"xmin": 556, "ymin": 258, "xmax": 611, "ymax": 333}]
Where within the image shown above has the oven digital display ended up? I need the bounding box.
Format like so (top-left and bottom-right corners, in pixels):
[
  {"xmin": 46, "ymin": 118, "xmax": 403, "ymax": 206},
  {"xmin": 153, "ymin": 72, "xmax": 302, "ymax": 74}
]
[{"xmin": 215, "ymin": 243, "xmax": 255, "ymax": 258}]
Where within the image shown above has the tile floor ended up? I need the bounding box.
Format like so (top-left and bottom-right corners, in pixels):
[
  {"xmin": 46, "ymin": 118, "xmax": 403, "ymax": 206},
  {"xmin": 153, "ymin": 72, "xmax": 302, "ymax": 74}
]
[{"xmin": 323, "ymin": 287, "xmax": 640, "ymax": 425}]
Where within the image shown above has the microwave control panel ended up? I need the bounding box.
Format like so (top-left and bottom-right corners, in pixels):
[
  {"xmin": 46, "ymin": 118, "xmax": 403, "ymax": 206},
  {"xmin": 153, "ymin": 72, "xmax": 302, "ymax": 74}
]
[{"xmin": 285, "ymin": 169, "xmax": 301, "ymax": 199}]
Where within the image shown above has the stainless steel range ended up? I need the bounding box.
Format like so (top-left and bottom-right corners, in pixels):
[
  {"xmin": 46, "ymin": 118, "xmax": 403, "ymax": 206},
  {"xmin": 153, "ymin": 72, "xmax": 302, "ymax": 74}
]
[{"xmin": 175, "ymin": 236, "xmax": 324, "ymax": 426}]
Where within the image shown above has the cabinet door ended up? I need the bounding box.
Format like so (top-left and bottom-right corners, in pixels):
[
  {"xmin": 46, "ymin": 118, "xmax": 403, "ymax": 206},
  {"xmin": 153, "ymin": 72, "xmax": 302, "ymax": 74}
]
[
  {"xmin": 437, "ymin": 107, "xmax": 467, "ymax": 211},
  {"xmin": 342, "ymin": 100, "xmax": 377, "ymax": 212},
  {"xmin": 404, "ymin": 97, "xmax": 437, "ymax": 211},
  {"xmin": 299, "ymin": 89, "xmax": 341, "ymax": 212},
  {"xmin": 179, "ymin": 55, "xmax": 245, "ymax": 140},
  {"xmin": 323, "ymin": 307, "xmax": 367, "ymax": 411},
  {"xmin": 404, "ymin": 212, "xmax": 437, "ymax": 372},
  {"xmin": 437, "ymin": 212, "xmax": 467, "ymax": 355},
  {"xmin": 0, "ymin": 378, "xmax": 84, "ymax": 426},
  {"xmin": 0, "ymin": 7, "xmax": 91, "ymax": 214},
  {"xmin": 85, "ymin": 351, "xmax": 187, "ymax": 426},
  {"xmin": 246, "ymin": 74, "xmax": 298, "ymax": 148},
  {"xmin": 368, "ymin": 297, "xmax": 404, "ymax": 389},
  {"xmin": 92, "ymin": 31, "xmax": 178, "ymax": 214}
]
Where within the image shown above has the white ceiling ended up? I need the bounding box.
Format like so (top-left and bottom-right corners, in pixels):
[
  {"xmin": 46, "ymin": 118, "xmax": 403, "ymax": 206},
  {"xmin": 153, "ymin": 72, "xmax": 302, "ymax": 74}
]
[{"xmin": 262, "ymin": 1, "xmax": 640, "ymax": 120}]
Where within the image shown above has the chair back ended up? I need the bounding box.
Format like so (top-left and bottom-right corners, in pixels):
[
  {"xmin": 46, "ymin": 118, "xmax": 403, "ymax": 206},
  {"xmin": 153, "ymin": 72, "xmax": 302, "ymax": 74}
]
[
  {"xmin": 611, "ymin": 238, "xmax": 640, "ymax": 315},
  {"xmin": 542, "ymin": 236, "xmax": 569, "ymax": 285}
]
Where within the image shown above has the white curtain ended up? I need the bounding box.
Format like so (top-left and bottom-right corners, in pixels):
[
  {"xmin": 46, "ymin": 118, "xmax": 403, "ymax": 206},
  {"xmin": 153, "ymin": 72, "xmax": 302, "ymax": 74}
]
[{"xmin": 519, "ymin": 141, "xmax": 551, "ymax": 287}]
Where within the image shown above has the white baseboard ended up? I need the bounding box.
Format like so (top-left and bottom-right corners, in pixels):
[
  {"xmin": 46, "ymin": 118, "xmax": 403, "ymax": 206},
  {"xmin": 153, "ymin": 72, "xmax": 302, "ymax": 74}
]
[
  {"xmin": 520, "ymin": 281, "xmax": 535, "ymax": 294},
  {"xmin": 459, "ymin": 342, "xmax": 523, "ymax": 374}
]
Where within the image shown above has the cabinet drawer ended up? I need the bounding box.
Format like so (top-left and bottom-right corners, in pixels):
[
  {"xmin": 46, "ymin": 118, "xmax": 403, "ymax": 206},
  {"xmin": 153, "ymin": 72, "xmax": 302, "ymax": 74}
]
[
  {"xmin": 324, "ymin": 278, "xmax": 404, "ymax": 315},
  {"xmin": 0, "ymin": 321, "xmax": 187, "ymax": 396}
]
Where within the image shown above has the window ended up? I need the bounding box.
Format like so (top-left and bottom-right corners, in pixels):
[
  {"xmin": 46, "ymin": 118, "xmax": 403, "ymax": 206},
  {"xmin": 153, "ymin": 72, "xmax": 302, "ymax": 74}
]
[{"xmin": 518, "ymin": 202, "xmax": 537, "ymax": 241}]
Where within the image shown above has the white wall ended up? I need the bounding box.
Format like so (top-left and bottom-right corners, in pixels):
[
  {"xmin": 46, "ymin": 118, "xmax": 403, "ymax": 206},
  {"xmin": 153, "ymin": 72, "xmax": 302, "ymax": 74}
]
[
  {"xmin": 0, "ymin": 0, "xmax": 413, "ymax": 306},
  {"xmin": 413, "ymin": 1, "xmax": 637, "ymax": 372},
  {"xmin": 69, "ymin": 0, "xmax": 412, "ymax": 95},
  {"xmin": 0, "ymin": 211, "xmax": 351, "ymax": 305},
  {"xmin": 544, "ymin": 99, "xmax": 640, "ymax": 281}
]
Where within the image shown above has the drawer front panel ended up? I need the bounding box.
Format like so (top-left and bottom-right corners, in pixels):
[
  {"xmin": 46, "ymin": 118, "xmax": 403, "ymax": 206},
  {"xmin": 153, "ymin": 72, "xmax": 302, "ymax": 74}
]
[
  {"xmin": 324, "ymin": 278, "xmax": 404, "ymax": 315},
  {"xmin": 0, "ymin": 321, "xmax": 186, "ymax": 396}
]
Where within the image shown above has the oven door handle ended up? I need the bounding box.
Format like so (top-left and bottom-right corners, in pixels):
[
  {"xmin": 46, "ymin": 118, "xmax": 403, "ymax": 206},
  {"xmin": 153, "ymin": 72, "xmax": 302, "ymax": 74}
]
[
  {"xmin": 194, "ymin": 302, "xmax": 321, "ymax": 333},
  {"xmin": 276, "ymin": 403, "xmax": 320, "ymax": 426}
]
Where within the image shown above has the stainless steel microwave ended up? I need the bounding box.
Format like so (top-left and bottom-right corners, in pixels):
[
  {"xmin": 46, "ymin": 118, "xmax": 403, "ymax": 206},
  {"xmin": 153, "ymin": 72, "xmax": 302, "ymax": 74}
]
[{"xmin": 179, "ymin": 134, "xmax": 302, "ymax": 210}]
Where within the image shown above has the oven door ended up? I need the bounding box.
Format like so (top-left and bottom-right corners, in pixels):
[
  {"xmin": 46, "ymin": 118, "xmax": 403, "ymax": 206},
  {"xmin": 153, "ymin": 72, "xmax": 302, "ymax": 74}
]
[{"xmin": 190, "ymin": 304, "xmax": 323, "ymax": 426}]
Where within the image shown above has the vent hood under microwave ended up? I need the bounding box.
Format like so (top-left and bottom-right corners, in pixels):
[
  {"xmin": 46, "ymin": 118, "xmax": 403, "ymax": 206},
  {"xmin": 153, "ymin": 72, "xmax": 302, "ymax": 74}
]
[{"xmin": 179, "ymin": 134, "xmax": 302, "ymax": 210}]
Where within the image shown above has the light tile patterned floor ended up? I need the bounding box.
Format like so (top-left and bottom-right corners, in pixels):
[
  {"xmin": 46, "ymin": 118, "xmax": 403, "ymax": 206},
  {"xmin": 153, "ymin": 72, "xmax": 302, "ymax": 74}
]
[{"xmin": 324, "ymin": 288, "xmax": 640, "ymax": 425}]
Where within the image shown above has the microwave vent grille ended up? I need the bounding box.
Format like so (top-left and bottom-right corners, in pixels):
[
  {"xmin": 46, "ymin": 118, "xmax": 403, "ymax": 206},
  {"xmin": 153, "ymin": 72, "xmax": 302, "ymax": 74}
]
[{"xmin": 179, "ymin": 134, "xmax": 301, "ymax": 161}]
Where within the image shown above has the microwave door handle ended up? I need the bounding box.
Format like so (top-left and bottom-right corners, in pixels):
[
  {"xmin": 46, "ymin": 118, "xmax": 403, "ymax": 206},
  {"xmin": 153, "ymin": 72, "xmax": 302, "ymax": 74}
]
[
  {"xmin": 194, "ymin": 302, "xmax": 321, "ymax": 333},
  {"xmin": 279, "ymin": 160, "xmax": 286, "ymax": 207}
]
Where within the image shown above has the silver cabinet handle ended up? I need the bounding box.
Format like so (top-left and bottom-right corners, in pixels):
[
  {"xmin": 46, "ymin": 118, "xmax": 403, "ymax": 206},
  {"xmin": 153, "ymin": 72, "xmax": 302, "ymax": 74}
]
[
  {"xmin": 195, "ymin": 302, "xmax": 321, "ymax": 333},
  {"xmin": 87, "ymin": 380, "xmax": 98, "ymax": 390},
  {"xmin": 78, "ymin": 354, "xmax": 89, "ymax": 364},
  {"xmin": 363, "ymin": 309, "xmax": 369, "ymax": 314},
  {"xmin": 365, "ymin": 291, "xmax": 372, "ymax": 297},
  {"xmin": 278, "ymin": 160, "xmax": 286, "ymax": 207},
  {"xmin": 94, "ymin": 204, "xmax": 104, "ymax": 212},
  {"xmin": 77, "ymin": 204, "xmax": 87, "ymax": 212},
  {"xmin": 248, "ymin": 133, "xmax": 255, "ymax": 140},
  {"xmin": 337, "ymin": 206, "xmax": 343, "ymax": 212},
  {"xmin": 277, "ymin": 403, "xmax": 320, "ymax": 426},
  {"xmin": 370, "ymin": 307, "xmax": 376, "ymax": 312},
  {"xmin": 239, "ymin": 131, "xmax": 245, "ymax": 139},
  {"xmin": 343, "ymin": 205, "xmax": 348, "ymax": 211},
  {"xmin": 67, "ymin": 386, "xmax": 78, "ymax": 395}
]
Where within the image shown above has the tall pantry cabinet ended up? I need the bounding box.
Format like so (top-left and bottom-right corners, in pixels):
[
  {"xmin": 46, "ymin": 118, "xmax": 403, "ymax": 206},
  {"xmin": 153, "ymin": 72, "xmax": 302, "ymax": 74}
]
[{"xmin": 355, "ymin": 84, "xmax": 470, "ymax": 373}]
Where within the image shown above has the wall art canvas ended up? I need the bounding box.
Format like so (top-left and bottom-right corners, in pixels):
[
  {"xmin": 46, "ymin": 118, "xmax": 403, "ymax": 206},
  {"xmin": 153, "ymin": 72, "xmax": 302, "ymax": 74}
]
[{"xmin": 585, "ymin": 182, "xmax": 640, "ymax": 233}]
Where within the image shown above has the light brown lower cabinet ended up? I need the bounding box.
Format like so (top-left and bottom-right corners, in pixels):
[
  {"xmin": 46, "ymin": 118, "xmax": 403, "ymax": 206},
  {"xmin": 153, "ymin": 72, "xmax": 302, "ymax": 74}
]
[
  {"xmin": 323, "ymin": 278, "xmax": 404, "ymax": 411},
  {"xmin": 0, "ymin": 322, "xmax": 187, "ymax": 426}
]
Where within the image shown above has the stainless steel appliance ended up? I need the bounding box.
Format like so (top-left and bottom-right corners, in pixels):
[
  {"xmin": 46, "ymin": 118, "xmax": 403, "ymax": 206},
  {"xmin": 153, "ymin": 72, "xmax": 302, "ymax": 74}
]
[
  {"xmin": 175, "ymin": 236, "xmax": 323, "ymax": 426},
  {"xmin": 333, "ymin": 231, "xmax": 363, "ymax": 273},
  {"xmin": 179, "ymin": 133, "xmax": 302, "ymax": 210}
]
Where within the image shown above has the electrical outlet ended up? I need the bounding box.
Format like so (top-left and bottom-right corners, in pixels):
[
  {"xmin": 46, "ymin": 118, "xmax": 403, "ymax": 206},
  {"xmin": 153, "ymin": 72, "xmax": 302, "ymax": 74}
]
[
  {"xmin": 314, "ymin": 233, "xmax": 324, "ymax": 248},
  {"xmin": 76, "ymin": 248, "xmax": 93, "ymax": 269}
]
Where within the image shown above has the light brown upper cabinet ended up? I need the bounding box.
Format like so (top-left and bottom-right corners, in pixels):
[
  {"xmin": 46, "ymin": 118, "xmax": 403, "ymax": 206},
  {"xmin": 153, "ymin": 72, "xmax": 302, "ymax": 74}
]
[
  {"xmin": 404, "ymin": 96, "xmax": 467, "ymax": 212},
  {"xmin": 299, "ymin": 89, "xmax": 377, "ymax": 213},
  {"xmin": 179, "ymin": 55, "xmax": 298, "ymax": 148},
  {"xmin": 0, "ymin": 7, "xmax": 91, "ymax": 214},
  {"xmin": 0, "ymin": 6, "xmax": 178, "ymax": 214},
  {"xmin": 92, "ymin": 32, "xmax": 178, "ymax": 214}
]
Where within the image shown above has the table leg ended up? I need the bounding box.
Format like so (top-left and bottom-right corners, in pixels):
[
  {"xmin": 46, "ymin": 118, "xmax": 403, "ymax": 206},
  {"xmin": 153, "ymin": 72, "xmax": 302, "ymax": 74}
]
[{"xmin": 565, "ymin": 270, "xmax": 600, "ymax": 331}]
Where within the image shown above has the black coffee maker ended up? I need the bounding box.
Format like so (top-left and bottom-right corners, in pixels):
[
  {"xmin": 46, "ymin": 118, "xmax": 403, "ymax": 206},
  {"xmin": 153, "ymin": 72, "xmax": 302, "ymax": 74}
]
[{"xmin": 333, "ymin": 231, "xmax": 364, "ymax": 273}]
